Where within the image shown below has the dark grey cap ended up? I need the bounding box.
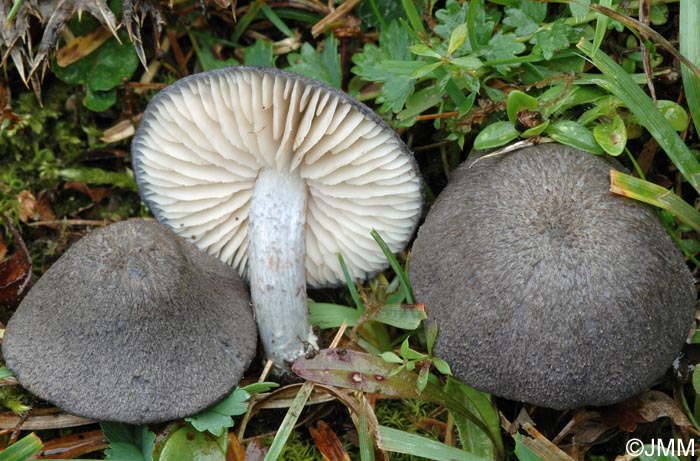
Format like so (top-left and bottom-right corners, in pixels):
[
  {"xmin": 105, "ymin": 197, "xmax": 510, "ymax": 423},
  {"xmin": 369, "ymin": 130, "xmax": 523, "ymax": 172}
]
[
  {"xmin": 409, "ymin": 143, "xmax": 696, "ymax": 409},
  {"xmin": 3, "ymin": 220, "xmax": 257, "ymax": 423}
]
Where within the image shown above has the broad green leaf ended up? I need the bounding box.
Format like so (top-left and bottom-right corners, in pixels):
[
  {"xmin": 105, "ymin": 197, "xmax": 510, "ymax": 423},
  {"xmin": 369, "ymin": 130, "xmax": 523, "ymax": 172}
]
[
  {"xmin": 309, "ymin": 301, "xmax": 361, "ymax": 329},
  {"xmin": 410, "ymin": 62, "xmax": 442, "ymax": 79},
  {"xmin": 447, "ymin": 23, "xmax": 469, "ymax": 56},
  {"xmin": 84, "ymin": 88, "xmax": 117, "ymax": 112},
  {"xmin": 473, "ymin": 121, "xmax": 520, "ymax": 150},
  {"xmin": 380, "ymin": 351, "xmax": 404, "ymax": 364},
  {"xmin": 547, "ymin": 120, "xmax": 604, "ymax": 154},
  {"xmin": 506, "ymin": 90, "xmax": 538, "ymax": 124},
  {"xmin": 0, "ymin": 433, "xmax": 43, "ymax": 461},
  {"xmin": 593, "ymin": 115, "xmax": 626, "ymax": 156},
  {"xmin": 102, "ymin": 422, "xmax": 155, "ymax": 461},
  {"xmin": 522, "ymin": 120, "xmax": 550, "ymax": 137},
  {"xmin": 371, "ymin": 304, "xmax": 427, "ymax": 329},
  {"xmin": 409, "ymin": 44, "xmax": 442, "ymax": 59},
  {"xmin": 657, "ymin": 100, "xmax": 690, "ymax": 132},
  {"xmin": 450, "ymin": 56, "xmax": 483, "ymax": 70},
  {"xmin": 158, "ymin": 425, "xmax": 225, "ymax": 461}
]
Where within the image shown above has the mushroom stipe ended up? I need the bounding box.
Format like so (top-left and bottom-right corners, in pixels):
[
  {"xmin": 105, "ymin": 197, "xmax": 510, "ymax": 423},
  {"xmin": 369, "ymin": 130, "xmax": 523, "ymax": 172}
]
[
  {"xmin": 3, "ymin": 220, "xmax": 257, "ymax": 424},
  {"xmin": 409, "ymin": 143, "xmax": 696, "ymax": 409},
  {"xmin": 131, "ymin": 66, "xmax": 423, "ymax": 376}
]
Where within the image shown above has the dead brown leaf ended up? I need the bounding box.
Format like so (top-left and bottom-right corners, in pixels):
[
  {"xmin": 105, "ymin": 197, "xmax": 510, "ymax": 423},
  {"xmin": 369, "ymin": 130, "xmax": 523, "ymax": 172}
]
[
  {"xmin": 64, "ymin": 182, "xmax": 109, "ymax": 204},
  {"xmin": 32, "ymin": 429, "xmax": 107, "ymax": 459},
  {"xmin": 309, "ymin": 420, "xmax": 350, "ymax": 461},
  {"xmin": 56, "ymin": 27, "xmax": 112, "ymax": 68},
  {"xmin": 17, "ymin": 190, "xmax": 37, "ymax": 223},
  {"xmin": 602, "ymin": 390, "xmax": 692, "ymax": 432},
  {"xmin": 0, "ymin": 219, "xmax": 32, "ymax": 307},
  {"xmin": 226, "ymin": 432, "xmax": 246, "ymax": 461}
]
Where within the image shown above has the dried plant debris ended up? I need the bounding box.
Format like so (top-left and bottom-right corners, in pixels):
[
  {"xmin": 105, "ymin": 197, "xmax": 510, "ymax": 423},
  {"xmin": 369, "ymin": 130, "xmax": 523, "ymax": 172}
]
[{"xmin": 1, "ymin": 0, "xmax": 165, "ymax": 99}]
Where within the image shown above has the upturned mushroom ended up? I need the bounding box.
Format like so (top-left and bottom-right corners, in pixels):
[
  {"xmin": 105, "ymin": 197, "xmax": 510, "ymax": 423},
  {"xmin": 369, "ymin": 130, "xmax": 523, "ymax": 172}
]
[
  {"xmin": 2, "ymin": 220, "xmax": 257, "ymax": 423},
  {"xmin": 409, "ymin": 143, "xmax": 696, "ymax": 409},
  {"xmin": 131, "ymin": 66, "xmax": 423, "ymax": 375}
]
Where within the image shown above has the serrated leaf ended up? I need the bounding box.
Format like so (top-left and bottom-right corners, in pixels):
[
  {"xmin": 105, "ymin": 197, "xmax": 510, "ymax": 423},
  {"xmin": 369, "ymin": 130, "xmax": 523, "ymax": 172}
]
[
  {"xmin": 593, "ymin": 115, "xmax": 626, "ymax": 156},
  {"xmin": 410, "ymin": 62, "xmax": 442, "ymax": 79},
  {"xmin": 102, "ymin": 422, "xmax": 155, "ymax": 461},
  {"xmin": 287, "ymin": 34, "xmax": 341, "ymax": 88},
  {"xmin": 474, "ymin": 121, "xmax": 520, "ymax": 149},
  {"xmin": 243, "ymin": 39, "xmax": 274, "ymax": 67},
  {"xmin": 185, "ymin": 387, "xmax": 250, "ymax": 436}
]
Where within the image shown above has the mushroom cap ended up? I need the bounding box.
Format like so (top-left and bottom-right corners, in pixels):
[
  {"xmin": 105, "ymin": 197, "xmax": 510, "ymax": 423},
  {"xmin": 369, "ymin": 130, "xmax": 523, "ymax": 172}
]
[
  {"xmin": 2, "ymin": 220, "xmax": 257, "ymax": 423},
  {"xmin": 131, "ymin": 66, "xmax": 422, "ymax": 286},
  {"xmin": 409, "ymin": 143, "xmax": 696, "ymax": 409}
]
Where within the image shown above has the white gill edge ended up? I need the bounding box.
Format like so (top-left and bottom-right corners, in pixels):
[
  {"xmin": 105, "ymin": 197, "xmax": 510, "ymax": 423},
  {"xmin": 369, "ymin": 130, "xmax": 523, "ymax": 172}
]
[{"xmin": 135, "ymin": 69, "xmax": 422, "ymax": 286}]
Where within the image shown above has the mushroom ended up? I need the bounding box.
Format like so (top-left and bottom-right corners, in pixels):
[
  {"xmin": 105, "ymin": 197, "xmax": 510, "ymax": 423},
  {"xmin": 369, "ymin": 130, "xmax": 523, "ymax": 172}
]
[
  {"xmin": 2, "ymin": 220, "xmax": 257, "ymax": 423},
  {"xmin": 409, "ymin": 143, "xmax": 696, "ymax": 409},
  {"xmin": 131, "ymin": 66, "xmax": 423, "ymax": 375}
]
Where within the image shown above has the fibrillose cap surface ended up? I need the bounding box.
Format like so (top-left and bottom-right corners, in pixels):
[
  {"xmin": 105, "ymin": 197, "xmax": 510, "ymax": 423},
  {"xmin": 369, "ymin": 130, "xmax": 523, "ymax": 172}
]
[
  {"xmin": 132, "ymin": 66, "xmax": 423, "ymax": 286},
  {"xmin": 2, "ymin": 220, "xmax": 257, "ymax": 423},
  {"xmin": 409, "ymin": 143, "xmax": 696, "ymax": 409}
]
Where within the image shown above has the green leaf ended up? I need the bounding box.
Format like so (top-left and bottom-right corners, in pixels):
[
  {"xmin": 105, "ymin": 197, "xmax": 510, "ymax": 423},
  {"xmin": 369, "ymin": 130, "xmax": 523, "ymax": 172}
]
[
  {"xmin": 158, "ymin": 425, "xmax": 225, "ymax": 461},
  {"xmin": 681, "ymin": 0, "xmax": 700, "ymax": 135},
  {"xmin": 380, "ymin": 351, "xmax": 404, "ymax": 364},
  {"xmin": 260, "ymin": 4, "xmax": 294, "ymax": 38},
  {"xmin": 547, "ymin": 120, "xmax": 604, "ymax": 154},
  {"xmin": 371, "ymin": 230, "xmax": 414, "ymax": 304},
  {"xmin": 186, "ymin": 387, "xmax": 250, "ymax": 436},
  {"xmin": 243, "ymin": 39, "xmax": 274, "ymax": 67},
  {"xmin": 377, "ymin": 425, "xmax": 487, "ymax": 461},
  {"xmin": 692, "ymin": 366, "xmax": 700, "ymax": 396},
  {"xmin": 522, "ymin": 120, "xmax": 550, "ymax": 137},
  {"xmin": 593, "ymin": 115, "xmax": 627, "ymax": 156},
  {"xmin": 578, "ymin": 38, "xmax": 700, "ymax": 194},
  {"xmin": 446, "ymin": 378, "xmax": 499, "ymax": 460},
  {"xmin": 449, "ymin": 56, "xmax": 483, "ymax": 70},
  {"xmin": 287, "ymin": 34, "xmax": 341, "ymax": 88},
  {"xmin": 409, "ymin": 44, "xmax": 442, "ymax": 59},
  {"xmin": 506, "ymin": 90, "xmax": 538, "ymax": 124},
  {"xmin": 102, "ymin": 422, "xmax": 155, "ymax": 461},
  {"xmin": 657, "ymin": 100, "xmax": 690, "ymax": 132},
  {"xmin": 370, "ymin": 304, "xmax": 427, "ymax": 329},
  {"xmin": 532, "ymin": 21, "xmax": 573, "ymax": 61},
  {"xmin": 514, "ymin": 434, "xmax": 546, "ymax": 461},
  {"xmin": 448, "ymin": 23, "xmax": 469, "ymax": 56},
  {"xmin": 483, "ymin": 32, "xmax": 527, "ymax": 73},
  {"xmin": 0, "ymin": 433, "xmax": 43, "ymax": 461},
  {"xmin": 410, "ymin": 62, "xmax": 442, "ymax": 79},
  {"xmin": 433, "ymin": 358, "xmax": 452, "ymax": 376},
  {"xmin": 473, "ymin": 121, "xmax": 520, "ymax": 150},
  {"xmin": 84, "ymin": 87, "xmax": 117, "ymax": 112},
  {"xmin": 0, "ymin": 367, "xmax": 14, "ymax": 380},
  {"xmin": 309, "ymin": 301, "xmax": 361, "ymax": 329}
]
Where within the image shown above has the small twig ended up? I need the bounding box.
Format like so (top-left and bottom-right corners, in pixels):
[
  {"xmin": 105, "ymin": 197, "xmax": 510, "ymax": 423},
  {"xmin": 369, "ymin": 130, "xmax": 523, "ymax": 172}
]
[
  {"xmin": 311, "ymin": 0, "xmax": 361, "ymax": 37},
  {"xmin": 26, "ymin": 219, "xmax": 110, "ymax": 228}
]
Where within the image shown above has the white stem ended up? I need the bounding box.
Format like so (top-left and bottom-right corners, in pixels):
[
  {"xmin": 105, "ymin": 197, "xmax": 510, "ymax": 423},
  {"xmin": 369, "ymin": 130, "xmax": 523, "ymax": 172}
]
[{"xmin": 248, "ymin": 168, "xmax": 318, "ymax": 376}]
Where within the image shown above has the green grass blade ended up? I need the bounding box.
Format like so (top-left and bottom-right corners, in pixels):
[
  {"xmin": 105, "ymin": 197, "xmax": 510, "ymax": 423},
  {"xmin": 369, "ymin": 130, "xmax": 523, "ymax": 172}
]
[
  {"xmin": 577, "ymin": 39, "xmax": 700, "ymax": 195},
  {"xmin": 610, "ymin": 170, "xmax": 700, "ymax": 234},
  {"xmin": 232, "ymin": 0, "xmax": 264, "ymax": 43},
  {"xmin": 591, "ymin": 0, "xmax": 612, "ymax": 55},
  {"xmin": 358, "ymin": 395, "xmax": 375, "ymax": 461},
  {"xmin": 260, "ymin": 4, "xmax": 294, "ymax": 38},
  {"xmin": 264, "ymin": 382, "xmax": 315, "ymax": 461},
  {"xmin": 0, "ymin": 433, "xmax": 43, "ymax": 461},
  {"xmin": 400, "ymin": 0, "xmax": 426, "ymax": 36},
  {"xmin": 308, "ymin": 301, "xmax": 361, "ymax": 329},
  {"xmin": 376, "ymin": 425, "xmax": 488, "ymax": 461},
  {"xmin": 338, "ymin": 253, "xmax": 364, "ymax": 312},
  {"xmin": 681, "ymin": 0, "xmax": 700, "ymax": 135},
  {"xmin": 370, "ymin": 230, "xmax": 415, "ymax": 304}
]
